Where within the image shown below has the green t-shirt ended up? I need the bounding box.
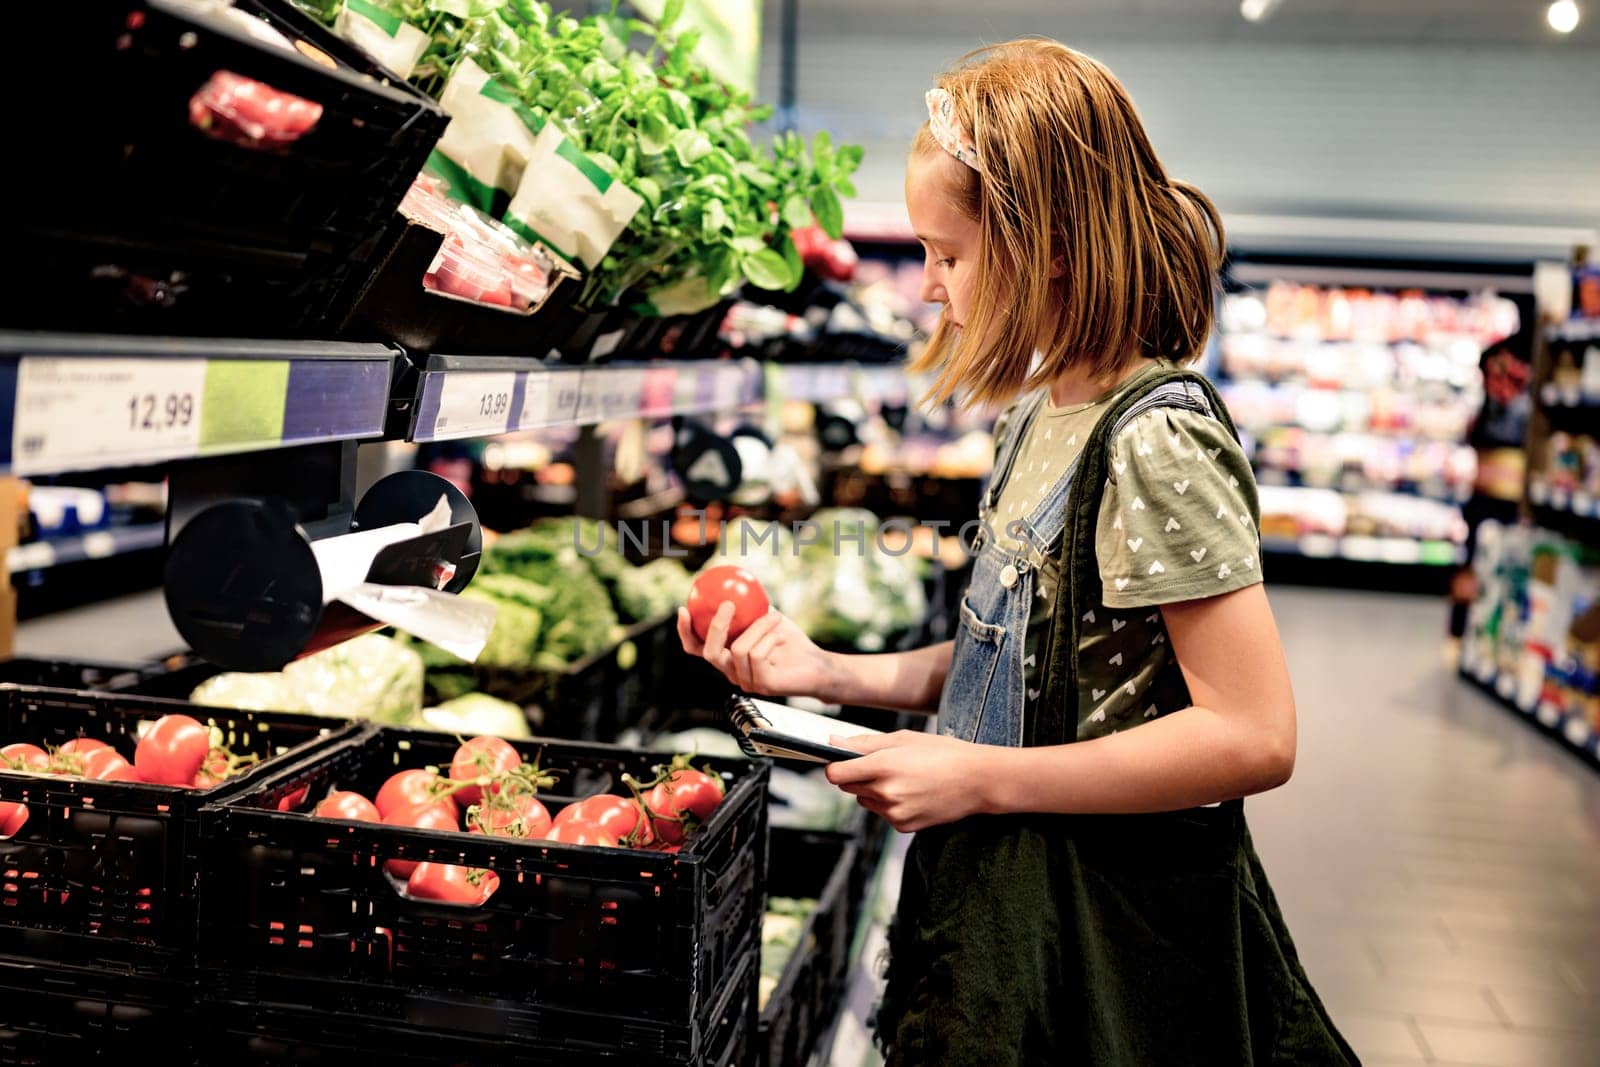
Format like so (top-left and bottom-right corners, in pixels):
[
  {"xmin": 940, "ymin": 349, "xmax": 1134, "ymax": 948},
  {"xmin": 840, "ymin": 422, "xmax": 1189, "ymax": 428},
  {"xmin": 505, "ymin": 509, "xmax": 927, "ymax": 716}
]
[{"xmin": 989, "ymin": 364, "xmax": 1263, "ymax": 737}]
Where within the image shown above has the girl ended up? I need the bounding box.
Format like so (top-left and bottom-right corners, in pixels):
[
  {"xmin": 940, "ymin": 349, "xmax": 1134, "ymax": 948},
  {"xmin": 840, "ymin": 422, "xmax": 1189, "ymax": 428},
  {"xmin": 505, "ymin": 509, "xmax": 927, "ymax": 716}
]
[{"xmin": 679, "ymin": 38, "xmax": 1358, "ymax": 1066}]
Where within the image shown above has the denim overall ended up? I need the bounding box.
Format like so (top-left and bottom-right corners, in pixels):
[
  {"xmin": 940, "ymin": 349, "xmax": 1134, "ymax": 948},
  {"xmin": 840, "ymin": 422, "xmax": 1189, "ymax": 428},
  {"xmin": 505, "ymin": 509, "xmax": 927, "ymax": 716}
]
[
  {"xmin": 882, "ymin": 370, "xmax": 1359, "ymax": 1067},
  {"xmin": 938, "ymin": 378, "xmax": 1218, "ymax": 746}
]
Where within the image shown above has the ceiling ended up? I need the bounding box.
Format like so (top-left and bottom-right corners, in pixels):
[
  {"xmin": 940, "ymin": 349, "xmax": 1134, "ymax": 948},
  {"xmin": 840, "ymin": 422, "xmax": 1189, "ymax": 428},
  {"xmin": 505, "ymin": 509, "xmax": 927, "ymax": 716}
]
[{"xmin": 786, "ymin": 0, "xmax": 1600, "ymax": 49}]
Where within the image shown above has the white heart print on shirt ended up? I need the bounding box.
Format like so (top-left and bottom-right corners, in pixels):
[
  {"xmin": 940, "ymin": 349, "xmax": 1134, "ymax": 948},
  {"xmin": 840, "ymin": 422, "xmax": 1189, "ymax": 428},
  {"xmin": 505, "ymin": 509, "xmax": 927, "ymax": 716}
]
[
  {"xmin": 1114, "ymin": 577, "xmax": 1130, "ymax": 591},
  {"xmin": 1127, "ymin": 537, "xmax": 1143, "ymax": 552},
  {"xmin": 1089, "ymin": 708, "xmax": 1107, "ymax": 723}
]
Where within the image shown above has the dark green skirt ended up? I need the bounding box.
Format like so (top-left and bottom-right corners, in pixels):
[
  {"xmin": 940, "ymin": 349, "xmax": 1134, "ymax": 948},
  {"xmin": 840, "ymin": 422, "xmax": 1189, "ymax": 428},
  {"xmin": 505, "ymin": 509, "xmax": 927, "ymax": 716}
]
[{"xmin": 875, "ymin": 802, "xmax": 1360, "ymax": 1066}]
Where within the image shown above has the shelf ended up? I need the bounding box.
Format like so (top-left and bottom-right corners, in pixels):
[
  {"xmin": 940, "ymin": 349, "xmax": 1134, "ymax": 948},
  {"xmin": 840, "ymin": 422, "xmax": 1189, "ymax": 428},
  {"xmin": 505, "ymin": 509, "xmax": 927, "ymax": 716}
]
[
  {"xmin": 8, "ymin": 523, "xmax": 166, "ymax": 574},
  {"xmin": 1536, "ymin": 382, "xmax": 1600, "ymax": 416},
  {"xmin": 1460, "ymin": 666, "xmax": 1600, "ymax": 771},
  {"xmin": 408, "ymin": 356, "xmax": 763, "ymax": 443},
  {"xmin": 1253, "ymin": 466, "xmax": 1471, "ymax": 507},
  {"xmin": 1546, "ymin": 320, "xmax": 1600, "ymax": 344},
  {"xmin": 0, "ymin": 333, "xmax": 397, "ymax": 477},
  {"xmin": 1259, "ymin": 534, "xmax": 1466, "ymax": 566},
  {"xmin": 1526, "ymin": 478, "xmax": 1600, "ymax": 540},
  {"xmin": 768, "ymin": 361, "xmax": 910, "ymax": 406}
]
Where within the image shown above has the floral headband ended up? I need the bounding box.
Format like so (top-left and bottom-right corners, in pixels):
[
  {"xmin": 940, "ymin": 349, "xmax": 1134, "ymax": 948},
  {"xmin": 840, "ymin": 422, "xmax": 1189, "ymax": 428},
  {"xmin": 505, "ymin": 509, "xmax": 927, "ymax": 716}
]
[{"xmin": 925, "ymin": 87, "xmax": 982, "ymax": 174}]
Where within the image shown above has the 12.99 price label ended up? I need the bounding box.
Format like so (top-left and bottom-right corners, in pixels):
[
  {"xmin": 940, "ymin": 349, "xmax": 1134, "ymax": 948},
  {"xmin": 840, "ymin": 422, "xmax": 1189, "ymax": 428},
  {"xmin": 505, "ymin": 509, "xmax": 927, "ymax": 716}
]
[{"xmin": 13, "ymin": 357, "xmax": 208, "ymax": 474}]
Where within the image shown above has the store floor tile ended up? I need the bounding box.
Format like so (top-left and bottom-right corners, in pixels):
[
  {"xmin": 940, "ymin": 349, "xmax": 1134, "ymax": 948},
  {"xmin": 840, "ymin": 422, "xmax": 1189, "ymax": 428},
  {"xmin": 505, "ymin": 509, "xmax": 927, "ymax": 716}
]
[{"xmin": 1249, "ymin": 587, "xmax": 1600, "ymax": 1067}]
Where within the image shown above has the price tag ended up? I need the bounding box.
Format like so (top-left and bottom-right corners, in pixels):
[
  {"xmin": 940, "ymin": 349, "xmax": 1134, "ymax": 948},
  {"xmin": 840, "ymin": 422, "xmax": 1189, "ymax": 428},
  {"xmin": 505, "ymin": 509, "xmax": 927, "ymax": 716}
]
[
  {"xmin": 672, "ymin": 366, "xmax": 705, "ymax": 412},
  {"xmin": 640, "ymin": 366, "xmax": 677, "ymax": 416},
  {"xmin": 713, "ymin": 366, "xmax": 744, "ymax": 411},
  {"xmin": 593, "ymin": 369, "xmax": 646, "ymax": 420},
  {"xmin": 13, "ymin": 357, "xmax": 207, "ymax": 474},
  {"xmin": 551, "ymin": 370, "xmax": 585, "ymax": 423},
  {"xmin": 516, "ymin": 370, "xmax": 553, "ymax": 429},
  {"xmin": 432, "ymin": 372, "xmax": 516, "ymax": 440}
]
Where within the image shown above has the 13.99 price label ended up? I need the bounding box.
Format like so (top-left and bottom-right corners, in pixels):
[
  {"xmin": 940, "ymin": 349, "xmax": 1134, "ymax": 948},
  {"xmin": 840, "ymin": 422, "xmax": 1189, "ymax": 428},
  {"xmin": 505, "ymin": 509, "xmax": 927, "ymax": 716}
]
[
  {"xmin": 431, "ymin": 372, "xmax": 517, "ymax": 440},
  {"xmin": 13, "ymin": 357, "xmax": 208, "ymax": 474}
]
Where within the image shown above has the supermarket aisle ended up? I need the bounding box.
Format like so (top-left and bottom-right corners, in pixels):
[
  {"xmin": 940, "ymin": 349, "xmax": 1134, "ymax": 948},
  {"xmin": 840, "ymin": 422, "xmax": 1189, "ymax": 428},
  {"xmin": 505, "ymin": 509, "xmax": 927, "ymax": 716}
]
[
  {"xmin": 829, "ymin": 587, "xmax": 1600, "ymax": 1067},
  {"xmin": 1249, "ymin": 587, "xmax": 1600, "ymax": 1067}
]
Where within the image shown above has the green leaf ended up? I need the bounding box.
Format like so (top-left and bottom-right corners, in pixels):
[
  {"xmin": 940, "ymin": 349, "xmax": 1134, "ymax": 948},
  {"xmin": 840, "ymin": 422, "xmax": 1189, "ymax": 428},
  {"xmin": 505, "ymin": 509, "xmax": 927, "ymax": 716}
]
[
  {"xmin": 835, "ymin": 177, "xmax": 857, "ymax": 199},
  {"xmin": 635, "ymin": 176, "xmax": 662, "ymax": 209},
  {"xmin": 782, "ymin": 192, "xmax": 812, "ymax": 230},
  {"xmin": 639, "ymin": 109, "xmax": 672, "ymax": 155},
  {"xmin": 672, "ymin": 129, "xmax": 713, "ymax": 167},
  {"xmin": 811, "ymin": 129, "xmax": 833, "ymax": 159},
  {"xmin": 810, "ymin": 187, "xmax": 844, "ymax": 239},
  {"xmin": 780, "ymin": 234, "xmax": 803, "ymax": 286},
  {"xmin": 702, "ymin": 199, "xmax": 729, "ymax": 239},
  {"xmin": 731, "ymin": 235, "xmax": 767, "ymax": 255},
  {"xmin": 736, "ymin": 161, "xmax": 779, "ymax": 191},
  {"xmin": 659, "ymin": 0, "xmax": 686, "ymax": 32},
  {"xmin": 838, "ymin": 144, "xmax": 864, "ymax": 172},
  {"xmin": 741, "ymin": 248, "xmax": 792, "ymax": 291},
  {"xmin": 665, "ymin": 89, "xmax": 695, "ymax": 128},
  {"xmin": 428, "ymin": 0, "xmax": 504, "ymax": 17}
]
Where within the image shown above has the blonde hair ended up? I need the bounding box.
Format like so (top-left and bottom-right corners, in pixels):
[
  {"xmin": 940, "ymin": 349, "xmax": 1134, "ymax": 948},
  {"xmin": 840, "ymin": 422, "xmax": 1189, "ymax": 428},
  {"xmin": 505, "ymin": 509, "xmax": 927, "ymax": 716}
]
[{"xmin": 910, "ymin": 38, "xmax": 1224, "ymax": 408}]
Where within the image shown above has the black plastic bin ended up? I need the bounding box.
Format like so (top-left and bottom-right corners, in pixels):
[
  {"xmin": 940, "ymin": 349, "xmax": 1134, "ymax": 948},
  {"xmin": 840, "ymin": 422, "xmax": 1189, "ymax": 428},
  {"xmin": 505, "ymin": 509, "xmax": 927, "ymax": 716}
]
[
  {"xmin": 8, "ymin": 0, "xmax": 448, "ymax": 338},
  {"xmin": 0, "ymin": 685, "xmax": 359, "ymax": 977},
  {"xmin": 0, "ymin": 955, "xmax": 193, "ymax": 1064},
  {"xmin": 758, "ymin": 828, "xmax": 858, "ymax": 1067},
  {"xmin": 424, "ymin": 615, "xmax": 680, "ymax": 741},
  {"xmin": 197, "ymin": 725, "xmax": 768, "ymax": 1063},
  {"xmin": 0, "ymin": 656, "xmax": 150, "ymax": 692}
]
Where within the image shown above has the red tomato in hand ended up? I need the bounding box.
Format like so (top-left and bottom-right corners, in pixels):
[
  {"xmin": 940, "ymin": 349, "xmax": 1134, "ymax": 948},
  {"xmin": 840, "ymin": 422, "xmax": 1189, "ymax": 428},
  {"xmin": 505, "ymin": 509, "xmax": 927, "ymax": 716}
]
[
  {"xmin": 135, "ymin": 715, "xmax": 212, "ymax": 786},
  {"xmin": 0, "ymin": 801, "xmax": 27, "ymax": 838},
  {"xmin": 313, "ymin": 791, "xmax": 380, "ymax": 823},
  {"xmin": 449, "ymin": 737, "xmax": 521, "ymax": 808},
  {"xmin": 686, "ymin": 566, "xmax": 769, "ymax": 641},
  {"xmin": 1, "ymin": 743, "xmax": 50, "ymax": 773},
  {"xmin": 543, "ymin": 820, "xmax": 620, "ymax": 848},
  {"xmin": 375, "ymin": 769, "xmax": 455, "ymax": 819},
  {"xmin": 382, "ymin": 802, "xmax": 461, "ymax": 879},
  {"xmin": 405, "ymin": 862, "xmax": 499, "ymax": 907},
  {"xmin": 646, "ymin": 770, "xmax": 725, "ymax": 845},
  {"xmin": 560, "ymin": 795, "xmax": 653, "ymax": 847},
  {"xmin": 466, "ymin": 791, "xmax": 550, "ymax": 839}
]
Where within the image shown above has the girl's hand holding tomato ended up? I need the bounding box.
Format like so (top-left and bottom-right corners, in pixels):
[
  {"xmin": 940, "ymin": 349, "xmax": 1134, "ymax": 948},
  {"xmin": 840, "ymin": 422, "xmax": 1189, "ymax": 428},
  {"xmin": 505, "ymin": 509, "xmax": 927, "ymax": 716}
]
[{"xmin": 677, "ymin": 601, "xmax": 843, "ymax": 700}]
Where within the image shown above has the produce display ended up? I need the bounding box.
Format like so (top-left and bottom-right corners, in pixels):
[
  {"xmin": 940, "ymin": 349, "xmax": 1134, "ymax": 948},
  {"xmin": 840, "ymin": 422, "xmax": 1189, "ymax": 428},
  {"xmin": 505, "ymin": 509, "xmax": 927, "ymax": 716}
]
[
  {"xmin": 189, "ymin": 633, "xmax": 424, "ymax": 720},
  {"xmin": 0, "ymin": 712, "xmax": 258, "ymax": 791},
  {"xmin": 306, "ymin": 0, "xmax": 861, "ymax": 312},
  {"xmin": 299, "ymin": 736, "xmax": 727, "ymax": 906},
  {"xmin": 710, "ymin": 509, "xmax": 929, "ymax": 653},
  {"xmin": 400, "ymin": 171, "xmax": 573, "ymax": 312},
  {"xmin": 760, "ymin": 896, "xmax": 818, "ymax": 1011}
]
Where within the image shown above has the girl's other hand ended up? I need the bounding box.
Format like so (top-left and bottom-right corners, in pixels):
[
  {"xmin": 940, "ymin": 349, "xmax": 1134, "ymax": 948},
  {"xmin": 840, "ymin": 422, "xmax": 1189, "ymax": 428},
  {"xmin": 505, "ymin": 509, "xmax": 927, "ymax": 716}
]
[{"xmin": 824, "ymin": 730, "xmax": 996, "ymax": 833}]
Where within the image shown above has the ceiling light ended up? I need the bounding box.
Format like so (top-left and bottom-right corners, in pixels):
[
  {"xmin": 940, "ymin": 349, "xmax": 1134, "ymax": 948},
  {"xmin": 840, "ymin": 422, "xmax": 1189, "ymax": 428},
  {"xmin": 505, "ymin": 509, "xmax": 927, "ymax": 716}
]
[
  {"xmin": 1548, "ymin": 0, "xmax": 1580, "ymax": 33},
  {"xmin": 1240, "ymin": 0, "xmax": 1283, "ymax": 22}
]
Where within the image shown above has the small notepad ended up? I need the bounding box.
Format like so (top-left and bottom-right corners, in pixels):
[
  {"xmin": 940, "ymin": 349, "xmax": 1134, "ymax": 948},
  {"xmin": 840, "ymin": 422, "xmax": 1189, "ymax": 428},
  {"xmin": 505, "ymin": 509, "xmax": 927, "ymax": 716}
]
[{"xmin": 726, "ymin": 695, "xmax": 881, "ymax": 763}]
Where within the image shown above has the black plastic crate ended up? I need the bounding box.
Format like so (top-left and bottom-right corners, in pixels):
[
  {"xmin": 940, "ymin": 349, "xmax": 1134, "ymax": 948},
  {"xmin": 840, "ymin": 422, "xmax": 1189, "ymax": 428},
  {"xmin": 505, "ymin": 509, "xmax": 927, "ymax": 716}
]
[
  {"xmin": 0, "ymin": 685, "xmax": 358, "ymax": 976},
  {"xmin": 333, "ymin": 214, "xmax": 582, "ymax": 356},
  {"xmin": 198, "ymin": 725, "xmax": 768, "ymax": 1062},
  {"xmin": 0, "ymin": 955, "xmax": 192, "ymax": 1064},
  {"xmin": 759, "ymin": 829, "xmax": 858, "ymax": 1067},
  {"xmin": 425, "ymin": 615, "xmax": 679, "ymax": 741},
  {"xmin": 200, "ymin": 953, "xmax": 756, "ymax": 1066},
  {"xmin": 0, "ymin": 657, "xmax": 149, "ymax": 693},
  {"xmin": 8, "ymin": 0, "xmax": 448, "ymax": 338}
]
